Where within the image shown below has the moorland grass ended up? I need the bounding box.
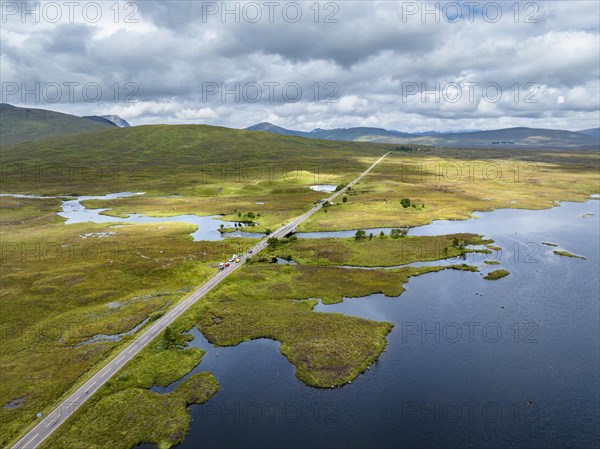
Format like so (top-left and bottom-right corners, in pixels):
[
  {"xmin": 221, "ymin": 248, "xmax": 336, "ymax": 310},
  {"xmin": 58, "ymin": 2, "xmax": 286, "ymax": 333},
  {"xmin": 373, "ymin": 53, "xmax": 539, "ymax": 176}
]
[
  {"xmin": 0, "ymin": 196, "xmax": 253, "ymax": 446},
  {"xmin": 301, "ymin": 151, "xmax": 599, "ymax": 231},
  {"xmin": 553, "ymin": 250, "xmax": 586, "ymax": 259},
  {"xmin": 42, "ymin": 342, "xmax": 217, "ymax": 449},
  {"xmin": 484, "ymin": 269, "xmax": 510, "ymax": 280},
  {"xmin": 263, "ymin": 233, "xmax": 494, "ymax": 267},
  {"xmin": 195, "ymin": 263, "xmax": 478, "ymax": 387},
  {"xmin": 3, "ymin": 125, "xmax": 598, "ymax": 446}
]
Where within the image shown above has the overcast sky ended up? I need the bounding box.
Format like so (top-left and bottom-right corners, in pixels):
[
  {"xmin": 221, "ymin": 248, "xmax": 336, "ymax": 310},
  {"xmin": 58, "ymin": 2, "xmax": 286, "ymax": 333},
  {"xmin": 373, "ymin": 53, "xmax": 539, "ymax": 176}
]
[{"xmin": 1, "ymin": 1, "xmax": 599, "ymax": 131}]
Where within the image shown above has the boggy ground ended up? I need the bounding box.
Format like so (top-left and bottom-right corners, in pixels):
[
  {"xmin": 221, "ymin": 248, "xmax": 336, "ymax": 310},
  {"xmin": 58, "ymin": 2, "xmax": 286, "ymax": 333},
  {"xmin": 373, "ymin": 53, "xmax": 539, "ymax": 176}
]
[
  {"xmin": 3, "ymin": 126, "xmax": 597, "ymax": 447},
  {"xmin": 0, "ymin": 195, "xmax": 253, "ymax": 447},
  {"xmin": 41, "ymin": 256, "xmax": 480, "ymax": 449},
  {"xmin": 300, "ymin": 149, "xmax": 599, "ymax": 231}
]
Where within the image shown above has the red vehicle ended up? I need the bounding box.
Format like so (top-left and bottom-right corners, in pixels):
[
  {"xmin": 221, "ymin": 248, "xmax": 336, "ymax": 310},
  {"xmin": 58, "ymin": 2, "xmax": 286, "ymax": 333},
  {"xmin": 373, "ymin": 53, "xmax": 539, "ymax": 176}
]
[{"xmin": 224, "ymin": 263, "xmax": 230, "ymax": 267}]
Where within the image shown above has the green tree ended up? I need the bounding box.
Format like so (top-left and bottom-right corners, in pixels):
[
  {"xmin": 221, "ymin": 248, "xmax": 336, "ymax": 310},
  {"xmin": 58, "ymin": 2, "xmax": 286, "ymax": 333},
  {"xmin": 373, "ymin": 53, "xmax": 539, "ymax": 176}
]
[
  {"xmin": 401, "ymin": 198, "xmax": 411, "ymax": 208},
  {"xmin": 342, "ymin": 196, "xmax": 348, "ymax": 203},
  {"xmin": 265, "ymin": 229, "xmax": 272, "ymax": 235},
  {"xmin": 355, "ymin": 229, "xmax": 366, "ymax": 241},
  {"xmin": 267, "ymin": 237, "xmax": 279, "ymax": 250},
  {"xmin": 379, "ymin": 231, "xmax": 386, "ymax": 239},
  {"xmin": 369, "ymin": 233, "xmax": 374, "ymax": 240},
  {"xmin": 390, "ymin": 228, "xmax": 408, "ymax": 239},
  {"xmin": 452, "ymin": 237, "xmax": 466, "ymax": 251}
]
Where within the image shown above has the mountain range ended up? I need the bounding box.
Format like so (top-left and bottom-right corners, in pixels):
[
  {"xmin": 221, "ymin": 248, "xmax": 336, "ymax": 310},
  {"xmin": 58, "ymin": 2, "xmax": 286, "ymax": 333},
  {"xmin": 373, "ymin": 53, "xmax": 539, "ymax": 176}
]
[
  {"xmin": 246, "ymin": 122, "xmax": 599, "ymax": 150},
  {"xmin": 0, "ymin": 103, "xmax": 597, "ymax": 150}
]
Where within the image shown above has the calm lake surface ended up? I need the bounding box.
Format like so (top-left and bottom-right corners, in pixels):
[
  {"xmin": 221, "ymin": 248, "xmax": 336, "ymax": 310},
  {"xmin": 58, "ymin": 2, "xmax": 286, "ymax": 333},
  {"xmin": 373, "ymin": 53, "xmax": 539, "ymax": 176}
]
[{"xmin": 139, "ymin": 199, "xmax": 599, "ymax": 449}]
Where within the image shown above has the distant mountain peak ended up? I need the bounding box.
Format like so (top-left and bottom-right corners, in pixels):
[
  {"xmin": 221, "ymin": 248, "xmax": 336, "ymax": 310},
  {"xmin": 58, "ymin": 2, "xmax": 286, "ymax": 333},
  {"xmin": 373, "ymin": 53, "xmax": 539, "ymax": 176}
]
[
  {"xmin": 82, "ymin": 115, "xmax": 131, "ymax": 128},
  {"xmin": 101, "ymin": 115, "xmax": 130, "ymax": 127},
  {"xmin": 245, "ymin": 122, "xmax": 301, "ymax": 136}
]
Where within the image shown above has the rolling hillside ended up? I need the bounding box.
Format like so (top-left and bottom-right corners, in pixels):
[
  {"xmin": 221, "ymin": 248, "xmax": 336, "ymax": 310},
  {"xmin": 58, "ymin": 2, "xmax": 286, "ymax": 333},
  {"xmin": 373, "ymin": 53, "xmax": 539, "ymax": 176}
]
[{"xmin": 0, "ymin": 123, "xmax": 390, "ymax": 194}]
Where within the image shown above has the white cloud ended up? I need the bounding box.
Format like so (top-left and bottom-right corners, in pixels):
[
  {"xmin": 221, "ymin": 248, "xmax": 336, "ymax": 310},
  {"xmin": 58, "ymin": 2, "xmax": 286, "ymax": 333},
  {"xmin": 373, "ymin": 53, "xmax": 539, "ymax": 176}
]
[
  {"xmin": 175, "ymin": 107, "xmax": 217, "ymax": 120},
  {"xmin": 1, "ymin": 1, "xmax": 598, "ymax": 131}
]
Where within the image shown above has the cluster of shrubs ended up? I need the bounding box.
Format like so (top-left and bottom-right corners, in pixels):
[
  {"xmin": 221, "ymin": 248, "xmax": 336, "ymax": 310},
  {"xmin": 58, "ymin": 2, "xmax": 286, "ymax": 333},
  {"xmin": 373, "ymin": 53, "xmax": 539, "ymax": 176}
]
[
  {"xmin": 355, "ymin": 228, "xmax": 408, "ymax": 241},
  {"xmin": 267, "ymin": 235, "xmax": 297, "ymax": 250},
  {"xmin": 400, "ymin": 198, "xmax": 425, "ymax": 209},
  {"xmin": 234, "ymin": 210, "xmax": 260, "ymax": 221}
]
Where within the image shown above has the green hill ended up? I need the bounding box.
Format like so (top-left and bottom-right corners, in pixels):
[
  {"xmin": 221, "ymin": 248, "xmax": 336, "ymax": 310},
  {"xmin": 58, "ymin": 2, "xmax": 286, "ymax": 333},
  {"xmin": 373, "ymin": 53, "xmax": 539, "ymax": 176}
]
[
  {"xmin": 0, "ymin": 103, "xmax": 115, "ymax": 144},
  {"xmin": 0, "ymin": 123, "xmax": 389, "ymax": 195}
]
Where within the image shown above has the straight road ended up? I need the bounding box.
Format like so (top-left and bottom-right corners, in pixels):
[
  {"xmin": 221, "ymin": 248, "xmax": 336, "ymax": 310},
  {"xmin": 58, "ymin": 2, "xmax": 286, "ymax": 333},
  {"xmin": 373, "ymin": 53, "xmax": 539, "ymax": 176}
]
[{"xmin": 11, "ymin": 151, "xmax": 389, "ymax": 449}]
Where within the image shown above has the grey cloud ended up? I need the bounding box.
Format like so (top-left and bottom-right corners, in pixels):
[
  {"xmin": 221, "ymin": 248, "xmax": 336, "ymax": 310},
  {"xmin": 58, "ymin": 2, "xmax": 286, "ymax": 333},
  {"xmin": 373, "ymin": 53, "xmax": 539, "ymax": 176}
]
[
  {"xmin": 0, "ymin": 1, "xmax": 598, "ymax": 131},
  {"xmin": 41, "ymin": 23, "xmax": 91, "ymax": 54}
]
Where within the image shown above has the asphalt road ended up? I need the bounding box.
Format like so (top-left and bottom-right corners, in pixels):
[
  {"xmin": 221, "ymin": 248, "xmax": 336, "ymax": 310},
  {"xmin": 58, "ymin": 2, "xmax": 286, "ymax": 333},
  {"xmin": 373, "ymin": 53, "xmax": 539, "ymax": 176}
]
[{"xmin": 11, "ymin": 151, "xmax": 389, "ymax": 449}]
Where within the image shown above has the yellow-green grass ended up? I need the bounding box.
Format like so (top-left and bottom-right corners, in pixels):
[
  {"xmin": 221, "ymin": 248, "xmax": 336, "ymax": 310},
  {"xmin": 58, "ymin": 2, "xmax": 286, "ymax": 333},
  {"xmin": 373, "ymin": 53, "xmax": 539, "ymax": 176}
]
[
  {"xmin": 300, "ymin": 151, "xmax": 600, "ymax": 231},
  {"xmin": 31, "ymin": 252, "xmax": 479, "ymax": 445},
  {"xmin": 0, "ymin": 196, "xmax": 254, "ymax": 447},
  {"xmin": 0, "ymin": 196, "xmax": 65, "ymax": 226},
  {"xmin": 553, "ymin": 250, "xmax": 586, "ymax": 260},
  {"xmin": 78, "ymin": 146, "xmax": 600, "ymax": 235},
  {"xmin": 4, "ymin": 125, "xmax": 596, "ymax": 237},
  {"xmin": 3, "ymin": 125, "xmax": 598, "ymax": 445},
  {"xmin": 33, "ymin": 260, "xmax": 480, "ymax": 448},
  {"xmin": 0, "ymin": 125, "xmax": 393, "ymax": 235},
  {"xmin": 41, "ymin": 342, "xmax": 217, "ymax": 449},
  {"xmin": 0, "ymin": 124, "xmax": 385, "ymax": 196},
  {"xmin": 21, "ymin": 259, "xmax": 479, "ymax": 447},
  {"xmin": 196, "ymin": 263, "xmax": 478, "ymax": 387},
  {"xmin": 79, "ymin": 189, "xmax": 328, "ymax": 235},
  {"xmin": 200, "ymin": 298, "xmax": 391, "ymax": 387},
  {"xmin": 263, "ymin": 234, "xmax": 494, "ymax": 267},
  {"xmin": 484, "ymin": 269, "xmax": 510, "ymax": 280}
]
